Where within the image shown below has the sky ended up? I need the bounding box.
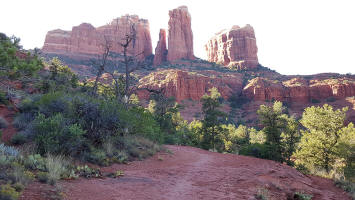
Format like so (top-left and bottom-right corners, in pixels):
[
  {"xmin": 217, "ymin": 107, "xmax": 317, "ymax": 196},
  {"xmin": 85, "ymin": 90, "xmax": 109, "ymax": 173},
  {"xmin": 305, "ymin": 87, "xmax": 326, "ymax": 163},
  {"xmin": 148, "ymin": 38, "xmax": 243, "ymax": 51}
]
[{"xmin": 1, "ymin": 0, "xmax": 354, "ymax": 75}]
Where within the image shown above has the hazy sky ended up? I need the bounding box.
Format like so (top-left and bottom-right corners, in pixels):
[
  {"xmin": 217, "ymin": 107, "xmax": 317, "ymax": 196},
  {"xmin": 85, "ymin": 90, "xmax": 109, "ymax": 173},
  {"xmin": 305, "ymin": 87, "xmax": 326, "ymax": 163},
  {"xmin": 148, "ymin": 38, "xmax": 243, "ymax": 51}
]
[{"xmin": 1, "ymin": 0, "xmax": 354, "ymax": 75}]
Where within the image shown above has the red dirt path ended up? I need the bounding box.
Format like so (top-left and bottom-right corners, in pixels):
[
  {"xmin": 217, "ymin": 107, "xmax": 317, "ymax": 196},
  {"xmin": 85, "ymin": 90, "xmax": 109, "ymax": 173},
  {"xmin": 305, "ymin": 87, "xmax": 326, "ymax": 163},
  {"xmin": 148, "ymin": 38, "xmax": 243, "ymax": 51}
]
[{"xmin": 52, "ymin": 145, "xmax": 350, "ymax": 200}]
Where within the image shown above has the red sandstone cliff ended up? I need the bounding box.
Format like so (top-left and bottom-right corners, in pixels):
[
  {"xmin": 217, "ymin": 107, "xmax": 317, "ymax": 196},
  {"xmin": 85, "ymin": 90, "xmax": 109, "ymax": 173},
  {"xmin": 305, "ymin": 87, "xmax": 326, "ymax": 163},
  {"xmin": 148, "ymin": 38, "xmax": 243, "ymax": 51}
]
[
  {"xmin": 243, "ymin": 77, "xmax": 355, "ymax": 103},
  {"xmin": 42, "ymin": 15, "xmax": 152, "ymax": 60},
  {"xmin": 205, "ymin": 25, "xmax": 258, "ymax": 69},
  {"xmin": 167, "ymin": 6, "xmax": 194, "ymax": 62},
  {"xmin": 137, "ymin": 69, "xmax": 243, "ymax": 102},
  {"xmin": 153, "ymin": 29, "xmax": 167, "ymax": 66}
]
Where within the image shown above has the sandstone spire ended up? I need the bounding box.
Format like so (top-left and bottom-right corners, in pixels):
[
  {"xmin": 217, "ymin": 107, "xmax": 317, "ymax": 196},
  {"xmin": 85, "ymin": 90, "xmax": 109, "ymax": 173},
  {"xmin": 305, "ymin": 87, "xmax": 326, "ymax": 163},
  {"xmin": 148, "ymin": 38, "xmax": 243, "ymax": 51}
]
[
  {"xmin": 167, "ymin": 6, "xmax": 194, "ymax": 62},
  {"xmin": 153, "ymin": 29, "xmax": 167, "ymax": 66}
]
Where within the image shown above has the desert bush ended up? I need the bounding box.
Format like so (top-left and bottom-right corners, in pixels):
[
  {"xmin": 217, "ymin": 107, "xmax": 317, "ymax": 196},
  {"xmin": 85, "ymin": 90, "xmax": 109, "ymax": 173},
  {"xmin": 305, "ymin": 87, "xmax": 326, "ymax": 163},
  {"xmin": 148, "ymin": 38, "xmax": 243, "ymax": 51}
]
[
  {"xmin": 334, "ymin": 178, "xmax": 355, "ymax": 199},
  {"xmin": 255, "ymin": 187, "xmax": 269, "ymax": 200},
  {"xmin": 311, "ymin": 98, "xmax": 321, "ymax": 104},
  {"xmin": 0, "ymin": 143, "xmax": 19, "ymax": 157},
  {"xmin": 10, "ymin": 133, "xmax": 27, "ymax": 145},
  {"xmin": 23, "ymin": 154, "xmax": 46, "ymax": 171},
  {"xmin": 239, "ymin": 143, "xmax": 270, "ymax": 159},
  {"xmin": 0, "ymin": 184, "xmax": 20, "ymax": 200},
  {"xmin": 293, "ymin": 192, "xmax": 313, "ymax": 200},
  {"xmin": 32, "ymin": 113, "xmax": 85, "ymax": 155},
  {"xmin": 36, "ymin": 171, "xmax": 50, "ymax": 184},
  {"xmin": 11, "ymin": 165, "xmax": 34, "ymax": 185},
  {"xmin": 74, "ymin": 165, "xmax": 102, "ymax": 178},
  {"xmin": 0, "ymin": 90, "xmax": 8, "ymax": 105},
  {"xmin": 82, "ymin": 147, "xmax": 107, "ymax": 166},
  {"xmin": 123, "ymin": 135, "xmax": 161, "ymax": 160},
  {"xmin": 0, "ymin": 116, "xmax": 8, "ymax": 129},
  {"xmin": 45, "ymin": 154, "xmax": 70, "ymax": 185},
  {"xmin": 326, "ymin": 96, "xmax": 337, "ymax": 102}
]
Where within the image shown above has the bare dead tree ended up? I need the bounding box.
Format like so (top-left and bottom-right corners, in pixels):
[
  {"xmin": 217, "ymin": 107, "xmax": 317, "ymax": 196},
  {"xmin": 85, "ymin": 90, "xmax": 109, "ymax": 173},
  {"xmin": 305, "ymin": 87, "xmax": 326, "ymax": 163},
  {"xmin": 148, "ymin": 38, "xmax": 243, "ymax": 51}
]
[
  {"xmin": 91, "ymin": 35, "xmax": 112, "ymax": 96},
  {"xmin": 104, "ymin": 19, "xmax": 148, "ymax": 105}
]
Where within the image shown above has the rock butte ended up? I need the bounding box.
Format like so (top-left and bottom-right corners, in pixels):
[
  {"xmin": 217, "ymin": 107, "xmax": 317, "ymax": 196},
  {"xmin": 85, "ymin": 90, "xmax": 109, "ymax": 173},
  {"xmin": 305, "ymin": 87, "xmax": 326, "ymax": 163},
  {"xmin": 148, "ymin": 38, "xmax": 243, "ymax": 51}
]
[
  {"xmin": 42, "ymin": 15, "xmax": 152, "ymax": 60},
  {"xmin": 205, "ymin": 25, "xmax": 258, "ymax": 69},
  {"xmin": 153, "ymin": 29, "xmax": 167, "ymax": 66},
  {"xmin": 167, "ymin": 6, "xmax": 194, "ymax": 61}
]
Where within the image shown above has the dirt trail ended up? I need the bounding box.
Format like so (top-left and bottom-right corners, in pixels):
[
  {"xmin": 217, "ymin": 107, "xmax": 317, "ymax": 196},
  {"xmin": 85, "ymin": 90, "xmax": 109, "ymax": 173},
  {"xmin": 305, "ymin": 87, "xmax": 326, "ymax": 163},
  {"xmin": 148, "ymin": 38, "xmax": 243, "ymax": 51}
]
[{"xmin": 53, "ymin": 145, "xmax": 350, "ymax": 200}]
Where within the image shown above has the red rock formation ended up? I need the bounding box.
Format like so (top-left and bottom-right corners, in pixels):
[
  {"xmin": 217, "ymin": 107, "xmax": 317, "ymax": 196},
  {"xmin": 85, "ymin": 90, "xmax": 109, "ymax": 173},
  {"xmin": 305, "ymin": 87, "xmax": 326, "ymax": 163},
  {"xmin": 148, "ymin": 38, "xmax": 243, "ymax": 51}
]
[
  {"xmin": 205, "ymin": 25, "xmax": 258, "ymax": 69},
  {"xmin": 42, "ymin": 29, "xmax": 71, "ymax": 53},
  {"xmin": 137, "ymin": 69, "xmax": 243, "ymax": 102},
  {"xmin": 42, "ymin": 15, "xmax": 152, "ymax": 60},
  {"xmin": 243, "ymin": 77, "xmax": 355, "ymax": 103},
  {"xmin": 153, "ymin": 29, "xmax": 167, "ymax": 66},
  {"xmin": 167, "ymin": 6, "xmax": 194, "ymax": 62}
]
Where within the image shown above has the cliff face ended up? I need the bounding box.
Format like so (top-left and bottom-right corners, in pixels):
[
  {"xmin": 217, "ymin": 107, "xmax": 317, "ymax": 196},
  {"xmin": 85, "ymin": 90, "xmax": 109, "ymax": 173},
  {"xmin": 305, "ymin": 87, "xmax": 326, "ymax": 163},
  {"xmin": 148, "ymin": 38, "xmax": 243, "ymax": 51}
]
[
  {"xmin": 167, "ymin": 6, "xmax": 194, "ymax": 62},
  {"xmin": 137, "ymin": 69, "xmax": 243, "ymax": 102},
  {"xmin": 205, "ymin": 25, "xmax": 258, "ymax": 69},
  {"xmin": 42, "ymin": 15, "xmax": 152, "ymax": 60},
  {"xmin": 243, "ymin": 77, "xmax": 355, "ymax": 103},
  {"xmin": 153, "ymin": 29, "xmax": 168, "ymax": 66}
]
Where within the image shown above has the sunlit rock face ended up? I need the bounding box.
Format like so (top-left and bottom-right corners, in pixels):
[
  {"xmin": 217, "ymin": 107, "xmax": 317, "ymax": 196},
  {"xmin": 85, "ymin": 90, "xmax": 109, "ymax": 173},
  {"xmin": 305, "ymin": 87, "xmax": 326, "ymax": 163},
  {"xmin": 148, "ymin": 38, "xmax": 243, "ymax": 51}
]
[
  {"xmin": 137, "ymin": 69, "xmax": 244, "ymax": 102},
  {"xmin": 243, "ymin": 76, "xmax": 355, "ymax": 102},
  {"xmin": 42, "ymin": 15, "xmax": 152, "ymax": 60},
  {"xmin": 153, "ymin": 29, "xmax": 168, "ymax": 66},
  {"xmin": 167, "ymin": 6, "xmax": 194, "ymax": 62},
  {"xmin": 206, "ymin": 25, "xmax": 258, "ymax": 69}
]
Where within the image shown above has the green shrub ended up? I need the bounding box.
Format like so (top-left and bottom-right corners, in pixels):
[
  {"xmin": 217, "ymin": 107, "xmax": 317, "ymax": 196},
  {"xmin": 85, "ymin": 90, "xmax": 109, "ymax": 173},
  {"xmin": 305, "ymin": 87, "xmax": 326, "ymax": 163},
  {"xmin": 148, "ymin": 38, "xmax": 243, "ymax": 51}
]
[
  {"xmin": 11, "ymin": 165, "xmax": 34, "ymax": 185},
  {"xmin": 326, "ymin": 96, "xmax": 337, "ymax": 102},
  {"xmin": 23, "ymin": 154, "xmax": 46, "ymax": 171},
  {"xmin": 334, "ymin": 179, "xmax": 355, "ymax": 199},
  {"xmin": 12, "ymin": 183, "xmax": 24, "ymax": 193},
  {"xmin": 0, "ymin": 91, "xmax": 8, "ymax": 105},
  {"xmin": 294, "ymin": 192, "xmax": 313, "ymax": 200},
  {"xmin": 123, "ymin": 136, "xmax": 161, "ymax": 160},
  {"xmin": 311, "ymin": 99, "xmax": 321, "ymax": 104},
  {"xmin": 36, "ymin": 171, "xmax": 49, "ymax": 184},
  {"xmin": 255, "ymin": 187, "xmax": 269, "ymax": 200},
  {"xmin": 75, "ymin": 165, "xmax": 102, "ymax": 178},
  {"xmin": 0, "ymin": 184, "xmax": 20, "ymax": 200},
  {"xmin": 10, "ymin": 133, "xmax": 27, "ymax": 145},
  {"xmin": 239, "ymin": 143, "xmax": 269, "ymax": 158},
  {"xmin": 83, "ymin": 148, "xmax": 108, "ymax": 166},
  {"xmin": 32, "ymin": 113, "xmax": 85, "ymax": 155}
]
